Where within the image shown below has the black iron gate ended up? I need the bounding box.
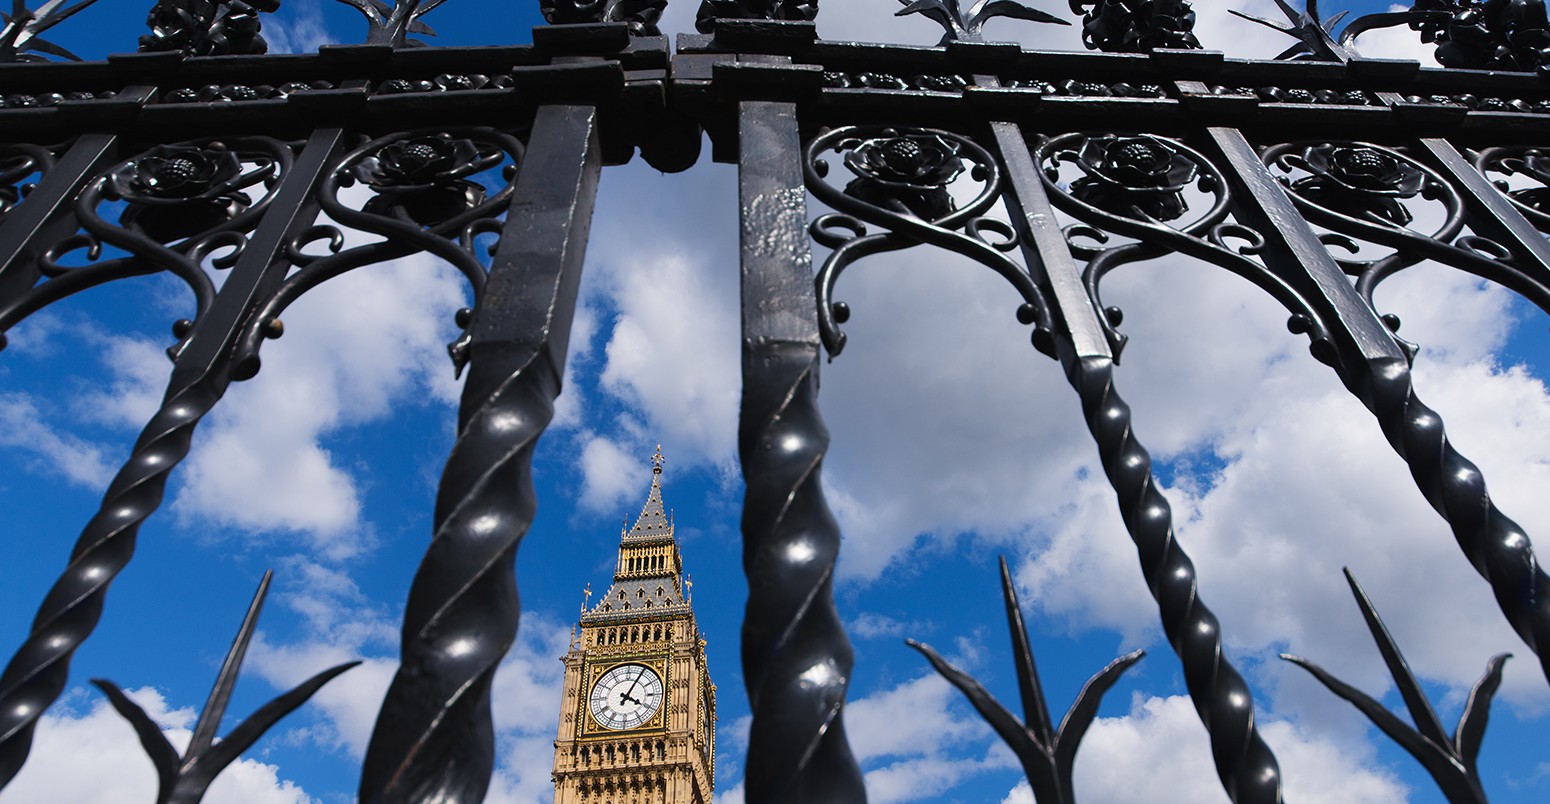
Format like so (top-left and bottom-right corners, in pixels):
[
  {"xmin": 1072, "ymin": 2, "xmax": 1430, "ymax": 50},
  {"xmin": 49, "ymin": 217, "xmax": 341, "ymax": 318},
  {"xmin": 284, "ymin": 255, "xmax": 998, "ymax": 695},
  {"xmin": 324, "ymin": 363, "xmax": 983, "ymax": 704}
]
[{"xmin": 2, "ymin": 0, "xmax": 1549, "ymax": 801}]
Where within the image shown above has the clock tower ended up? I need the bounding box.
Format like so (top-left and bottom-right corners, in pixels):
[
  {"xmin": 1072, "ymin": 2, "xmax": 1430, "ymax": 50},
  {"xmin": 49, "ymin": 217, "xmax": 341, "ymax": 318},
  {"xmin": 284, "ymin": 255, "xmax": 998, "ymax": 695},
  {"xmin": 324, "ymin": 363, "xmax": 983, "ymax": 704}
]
[{"xmin": 551, "ymin": 447, "xmax": 716, "ymax": 804}]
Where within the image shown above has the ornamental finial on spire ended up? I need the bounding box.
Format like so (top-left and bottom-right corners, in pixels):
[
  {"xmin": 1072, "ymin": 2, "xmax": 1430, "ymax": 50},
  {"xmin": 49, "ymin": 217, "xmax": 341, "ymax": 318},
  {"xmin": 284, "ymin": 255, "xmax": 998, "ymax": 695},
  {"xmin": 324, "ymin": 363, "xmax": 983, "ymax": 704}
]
[{"xmin": 652, "ymin": 444, "xmax": 665, "ymax": 474}]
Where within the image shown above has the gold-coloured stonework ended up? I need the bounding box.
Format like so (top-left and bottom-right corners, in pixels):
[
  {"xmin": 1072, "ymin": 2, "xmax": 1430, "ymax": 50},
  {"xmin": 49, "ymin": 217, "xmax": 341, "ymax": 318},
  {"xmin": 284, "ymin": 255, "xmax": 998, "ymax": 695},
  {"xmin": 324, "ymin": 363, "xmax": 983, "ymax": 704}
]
[{"xmin": 552, "ymin": 450, "xmax": 716, "ymax": 804}]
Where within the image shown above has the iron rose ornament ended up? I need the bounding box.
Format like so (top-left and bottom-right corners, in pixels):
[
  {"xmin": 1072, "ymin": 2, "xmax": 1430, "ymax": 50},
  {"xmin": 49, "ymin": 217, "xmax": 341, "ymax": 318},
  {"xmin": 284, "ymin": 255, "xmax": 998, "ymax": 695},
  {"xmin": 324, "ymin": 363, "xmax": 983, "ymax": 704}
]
[
  {"xmin": 1065, "ymin": 135, "xmax": 1199, "ymax": 221},
  {"xmin": 347, "ymin": 133, "xmax": 502, "ymax": 225},
  {"xmin": 1286, "ymin": 144, "xmax": 1425, "ymax": 226},
  {"xmin": 842, "ymin": 131, "xmax": 966, "ymax": 220}
]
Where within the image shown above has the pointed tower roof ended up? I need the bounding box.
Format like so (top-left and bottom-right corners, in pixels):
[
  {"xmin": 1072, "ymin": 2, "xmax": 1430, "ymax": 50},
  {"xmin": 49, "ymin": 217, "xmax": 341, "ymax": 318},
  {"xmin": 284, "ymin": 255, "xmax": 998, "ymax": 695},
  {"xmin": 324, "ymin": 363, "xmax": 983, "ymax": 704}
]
[
  {"xmin": 624, "ymin": 445, "xmax": 672, "ymax": 544},
  {"xmin": 583, "ymin": 445, "xmax": 690, "ymax": 624}
]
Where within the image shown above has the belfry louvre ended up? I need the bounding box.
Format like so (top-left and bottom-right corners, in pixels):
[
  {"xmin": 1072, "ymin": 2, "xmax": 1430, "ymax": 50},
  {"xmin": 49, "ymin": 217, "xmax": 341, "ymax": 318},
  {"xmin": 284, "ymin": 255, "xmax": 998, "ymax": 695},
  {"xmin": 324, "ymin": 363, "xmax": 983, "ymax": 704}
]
[{"xmin": 2, "ymin": 0, "xmax": 1550, "ymax": 801}]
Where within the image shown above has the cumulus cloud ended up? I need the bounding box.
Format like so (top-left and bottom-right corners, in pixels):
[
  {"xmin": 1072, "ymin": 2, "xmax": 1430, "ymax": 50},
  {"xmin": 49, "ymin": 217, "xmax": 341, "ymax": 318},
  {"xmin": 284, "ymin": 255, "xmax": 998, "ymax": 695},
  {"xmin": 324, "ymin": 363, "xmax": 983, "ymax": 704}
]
[
  {"xmin": 262, "ymin": 0, "xmax": 337, "ymax": 55},
  {"xmin": 172, "ymin": 253, "xmax": 469, "ymax": 557},
  {"xmin": 246, "ymin": 558, "xmax": 570, "ymax": 797},
  {"xmin": 1, "ymin": 687, "xmax": 315, "ymax": 804},
  {"xmin": 0, "ymin": 392, "xmax": 114, "ymax": 488}
]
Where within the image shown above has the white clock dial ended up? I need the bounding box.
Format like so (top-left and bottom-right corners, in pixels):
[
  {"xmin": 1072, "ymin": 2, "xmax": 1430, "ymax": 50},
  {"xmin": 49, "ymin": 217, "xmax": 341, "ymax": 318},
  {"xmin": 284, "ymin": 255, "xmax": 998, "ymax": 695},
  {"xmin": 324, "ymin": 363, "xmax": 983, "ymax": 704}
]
[{"xmin": 589, "ymin": 663, "xmax": 664, "ymax": 730}]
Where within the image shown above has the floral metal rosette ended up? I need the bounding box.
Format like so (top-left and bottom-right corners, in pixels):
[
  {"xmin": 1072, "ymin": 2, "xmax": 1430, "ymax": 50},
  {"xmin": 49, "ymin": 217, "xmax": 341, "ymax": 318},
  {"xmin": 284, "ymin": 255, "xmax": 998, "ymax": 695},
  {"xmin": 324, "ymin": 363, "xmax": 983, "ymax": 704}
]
[
  {"xmin": 1065, "ymin": 134, "xmax": 1198, "ymax": 221},
  {"xmin": 107, "ymin": 142, "xmax": 271, "ymax": 241},
  {"xmin": 347, "ymin": 133, "xmax": 502, "ymax": 226},
  {"xmin": 841, "ymin": 131, "xmax": 966, "ymax": 220},
  {"xmin": 1285, "ymin": 144, "xmax": 1425, "ymax": 226}
]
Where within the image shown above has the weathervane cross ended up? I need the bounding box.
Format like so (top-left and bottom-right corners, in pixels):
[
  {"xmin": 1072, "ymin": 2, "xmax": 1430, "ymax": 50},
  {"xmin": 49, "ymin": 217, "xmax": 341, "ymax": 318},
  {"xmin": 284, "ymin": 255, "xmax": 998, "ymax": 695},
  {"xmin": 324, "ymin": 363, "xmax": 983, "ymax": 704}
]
[{"xmin": 652, "ymin": 444, "xmax": 665, "ymax": 472}]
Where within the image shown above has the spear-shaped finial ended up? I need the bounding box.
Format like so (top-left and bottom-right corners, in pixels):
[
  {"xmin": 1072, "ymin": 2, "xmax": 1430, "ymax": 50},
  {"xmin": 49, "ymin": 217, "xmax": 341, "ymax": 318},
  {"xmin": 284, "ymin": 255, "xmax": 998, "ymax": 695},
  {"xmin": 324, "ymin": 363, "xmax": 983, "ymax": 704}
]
[
  {"xmin": 910, "ymin": 557, "xmax": 1142, "ymax": 803},
  {"xmin": 1281, "ymin": 569, "xmax": 1508, "ymax": 804},
  {"xmin": 91, "ymin": 571, "xmax": 359, "ymax": 804},
  {"xmin": 0, "ymin": 0, "xmax": 100, "ymax": 62},
  {"xmin": 896, "ymin": 0, "xmax": 1070, "ymax": 45},
  {"xmin": 1230, "ymin": 0, "xmax": 1449, "ymax": 62}
]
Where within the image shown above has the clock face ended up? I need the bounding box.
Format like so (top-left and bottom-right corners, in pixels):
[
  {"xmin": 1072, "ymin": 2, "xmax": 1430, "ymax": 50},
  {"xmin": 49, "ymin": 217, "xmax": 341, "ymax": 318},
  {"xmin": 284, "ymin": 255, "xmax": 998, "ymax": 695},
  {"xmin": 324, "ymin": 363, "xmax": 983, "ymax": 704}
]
[{"xmin": 589, "ymin": 663, "xmax": 664, "ymax": 731}]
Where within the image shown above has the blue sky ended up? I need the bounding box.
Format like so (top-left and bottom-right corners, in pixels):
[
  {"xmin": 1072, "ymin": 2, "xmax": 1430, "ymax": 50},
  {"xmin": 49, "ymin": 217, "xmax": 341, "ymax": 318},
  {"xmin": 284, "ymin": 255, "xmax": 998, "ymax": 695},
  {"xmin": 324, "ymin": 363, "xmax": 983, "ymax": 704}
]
[{"xmin": 3, "ymin": 1, "xmax": 1550, "ymax": 802}]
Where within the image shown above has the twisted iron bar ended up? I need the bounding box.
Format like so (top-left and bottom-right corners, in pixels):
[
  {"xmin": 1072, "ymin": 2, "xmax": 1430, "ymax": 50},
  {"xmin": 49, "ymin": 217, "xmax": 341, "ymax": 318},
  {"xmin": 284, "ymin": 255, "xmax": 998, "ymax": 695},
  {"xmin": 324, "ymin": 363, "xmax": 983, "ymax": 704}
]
[
  {"xmin": 739, "ymin": 99, "xmax": 864, "ymax": 803},
  {"xmin": 0, "ymin": 369, "xmax": 226, "ymax": 789},
  {"xmin": 359, "ymin": 105, "xmax": 596, "ymax": 803},
  {"xmin": 358, "ymin": 348, "xmax": 556, "ymax": 802},
  {"xmin": 1069, "ymin": 355, "xmax": 1283, "ymax": 804},
  {"xmin": 738, "ymin": 344, "xmax": 865, "ymax": 802},
  {"xmin": 1347, "ymin": 356, "xmax": 1550, "ymax": 685},
  {"xmin": 0, "ymin": 132, "xmax": 322, "ymax": 790}
]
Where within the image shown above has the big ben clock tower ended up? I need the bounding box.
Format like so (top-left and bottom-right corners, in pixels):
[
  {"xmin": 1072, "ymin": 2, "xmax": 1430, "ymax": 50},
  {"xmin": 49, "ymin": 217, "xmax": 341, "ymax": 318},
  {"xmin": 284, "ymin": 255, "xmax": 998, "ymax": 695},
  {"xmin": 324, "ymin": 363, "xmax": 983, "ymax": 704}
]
[{"xmin": 551, "ymin": 447, "xmax": 716, "ymax": 804}]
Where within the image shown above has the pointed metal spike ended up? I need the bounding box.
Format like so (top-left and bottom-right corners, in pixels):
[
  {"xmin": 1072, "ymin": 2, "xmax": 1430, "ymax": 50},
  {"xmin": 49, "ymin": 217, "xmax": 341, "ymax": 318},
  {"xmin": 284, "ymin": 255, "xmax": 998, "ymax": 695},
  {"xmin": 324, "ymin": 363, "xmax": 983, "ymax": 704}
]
[
  {"xmin": 999, "ymin": 556, "xmax": 1054, "ymax": 747},
  {"xmin": 186, "ymin": 570, "xmax": 273, "ymax": 762},
  {"xmin": 1229, "ymin": 9, "xmax": 1296, "ymax": 33},
  {"xmin": 1341, "ymin": 569, "xmax": 1453, "ymax": 752}
]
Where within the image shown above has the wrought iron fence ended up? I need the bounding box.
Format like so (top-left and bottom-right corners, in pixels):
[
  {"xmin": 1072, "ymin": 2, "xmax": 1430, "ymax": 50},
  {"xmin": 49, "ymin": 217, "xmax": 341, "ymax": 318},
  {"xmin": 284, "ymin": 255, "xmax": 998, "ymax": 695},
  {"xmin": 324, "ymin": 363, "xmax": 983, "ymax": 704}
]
[{"xmin": 1, "ymin": 0, "xmax": 1548, "ymax": 801}]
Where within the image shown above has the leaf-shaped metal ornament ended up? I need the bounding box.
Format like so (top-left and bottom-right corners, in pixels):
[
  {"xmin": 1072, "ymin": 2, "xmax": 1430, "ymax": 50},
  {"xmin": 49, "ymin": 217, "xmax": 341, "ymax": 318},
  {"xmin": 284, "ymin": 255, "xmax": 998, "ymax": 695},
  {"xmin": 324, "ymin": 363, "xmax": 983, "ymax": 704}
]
[
  {"xmin": 91, "ymin": 570, "xmax": 359, "ymax": 804},
  {"xmin": 1229, "ymin": 0, "xmax": 1447, "ymax": 62},
  {"xmin": 332, "ymin": 0, "xmax": 442, "ymax": 46},
  {"xmin": 0, "ymin": 0, "xmax": 98, "ymax": 62},
  {"xmin": 909, "ymin": 557, "xmax": 1142, "ymax": 803},
  {"xmin": 1282, "ymin": 568, "xmax": 1508, "ymax": 804},
  {"xmin": 896, "ymin": 0, "xmax": 1070, "ymax": 44}
]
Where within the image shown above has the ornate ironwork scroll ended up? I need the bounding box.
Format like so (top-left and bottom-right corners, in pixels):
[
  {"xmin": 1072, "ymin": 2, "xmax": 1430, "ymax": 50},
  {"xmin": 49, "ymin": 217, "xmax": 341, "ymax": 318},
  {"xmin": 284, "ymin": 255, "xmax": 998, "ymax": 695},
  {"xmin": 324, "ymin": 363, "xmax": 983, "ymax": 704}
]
[
  {"xmin": 1253, "ymin": 138, "xmax": 1550, "ymax": 687},
  {"xmin": 1, "ymin": 137, "xmax": 291, "ymax": 357},
  {"xmin": 231, "ymin": 128, "xmax": 521, "ymax": 380},
  {"xmin": 739, "ymin": 100, "xmax": 866, "ymax": 803},
  {"xmin": 1069, "ymin": 0, "xmax": 1200, "ymax": 52},
  {"xmin": 0, "ymin": 128, "xmax": 343, "ymax": 791},
  {"xmin": 139, "ymin": 0, "xmax": 280, "ymax": 56},
  {"xmin": 807, "ymin": 125, "xmax": 1056, "ymax": 358},
  {"xmin": 358, "ymin": 105, "xmax": 596, "ymax": 804},
  {"xmin": 1410, "ymin": 0, "xmax": 1550, "ymax": 72},
  {"xmin": 1264, "ymin": 140, "xmax": 1550, "ymax": 324}
]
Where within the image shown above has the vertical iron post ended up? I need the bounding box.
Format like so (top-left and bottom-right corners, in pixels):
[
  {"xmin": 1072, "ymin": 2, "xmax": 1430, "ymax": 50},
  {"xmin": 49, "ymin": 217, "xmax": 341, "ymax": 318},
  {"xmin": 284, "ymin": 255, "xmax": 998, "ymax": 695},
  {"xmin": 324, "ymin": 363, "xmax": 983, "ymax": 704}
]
[
  {"xmin": 0, "ymin": 127, "xmax": 345, "ymax": 791},
  {"xmin": 992, "ymin": 119, "xmax": 1284, "ymax": 804},
  {"xmin": 1207, "ymin": 126, "xmax": 1550, "ymax": 685},
  {"xmin": 359, "ymin": 103, "xmax": 599, "ymax": 804},
  {"xmin": 735, "ymin": 97, "xmax": 867, "ymax": 803}
]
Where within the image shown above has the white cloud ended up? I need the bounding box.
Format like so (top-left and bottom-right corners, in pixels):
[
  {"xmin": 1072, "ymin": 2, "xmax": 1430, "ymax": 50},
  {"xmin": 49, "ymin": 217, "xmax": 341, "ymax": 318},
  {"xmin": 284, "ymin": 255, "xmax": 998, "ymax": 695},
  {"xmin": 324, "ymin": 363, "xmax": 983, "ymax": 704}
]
[
  {"xmin": 262, "ymin": 0, "xmax": 336, "ymax": 55},
  {"xmin": 1069, "ymin": 695, "xmax": 1407, "ymax": 804},
  {"xmin": 579, "ymin": 431, "xmax": 640, "ymax": 512},
  {"xmin": 171, "ymin": 253, "xmax": 469, "ymax": 557},
  {"xmin": 1, "ymin": 687, "xmax": 316, "ymax": 804},
  {"xmin": 246, "ymin": 560, "xmax": 570, "ymax": 798},
  {"xmin": 0, "ymin": 392, "xmax": 114, "ymax": 487}
]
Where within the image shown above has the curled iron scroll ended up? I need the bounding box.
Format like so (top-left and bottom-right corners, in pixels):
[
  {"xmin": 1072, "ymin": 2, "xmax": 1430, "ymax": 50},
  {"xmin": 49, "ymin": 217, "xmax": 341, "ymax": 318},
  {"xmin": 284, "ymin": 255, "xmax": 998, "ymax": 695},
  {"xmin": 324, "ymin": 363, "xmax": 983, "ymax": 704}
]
[
  {"xmin": 0, "ymin": 143, "xmax": 54, "ymax": 221},
  {"xmin": 1265, "ymin": 140, "xmax": 1550, "ymax": 363},
  {"xmin": 805, "ymin": 125, "xmax": 1056, "ymax": 360},
  {"xmin": 230, "ymin": 127, "xmax": 522, "ymax": 381},
  {"xmin": 1475, "ymin": 146, "xmax": 1550, "ymax": 233},
  {"xmin": 0, "ymin": 137, "xmax": 292, "ymax": 358},
  {"xmin": 1035, "ymin": 131, "xmax": 1333, "ymax": 362}
]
